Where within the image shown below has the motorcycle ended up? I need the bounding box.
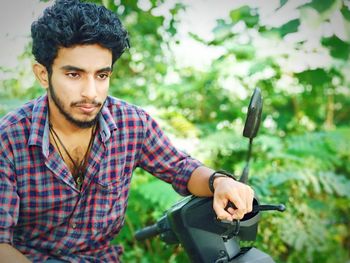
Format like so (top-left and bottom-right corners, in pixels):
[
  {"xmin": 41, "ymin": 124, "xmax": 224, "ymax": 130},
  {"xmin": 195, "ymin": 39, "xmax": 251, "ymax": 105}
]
[{"xmin": 135, "ymin": 88, "xmax": 286, "ymax": 263}]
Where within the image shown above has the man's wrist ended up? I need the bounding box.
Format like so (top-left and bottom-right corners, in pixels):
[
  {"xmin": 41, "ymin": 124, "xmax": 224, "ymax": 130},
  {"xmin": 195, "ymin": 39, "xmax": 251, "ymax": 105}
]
[
  {"xmin": 208, "ymin": 170, "xmax": 236, "ymax": 193},
  {"xmin": 213, "ymin": 176, "xmax": 228, "ymax": 191}
]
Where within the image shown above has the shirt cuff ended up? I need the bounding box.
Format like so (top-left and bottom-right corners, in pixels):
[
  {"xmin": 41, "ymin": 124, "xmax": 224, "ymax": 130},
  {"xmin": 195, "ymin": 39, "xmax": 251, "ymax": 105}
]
[{"xmin": 172, "ymin": 158, "xmax": 203, "ymax": 196}]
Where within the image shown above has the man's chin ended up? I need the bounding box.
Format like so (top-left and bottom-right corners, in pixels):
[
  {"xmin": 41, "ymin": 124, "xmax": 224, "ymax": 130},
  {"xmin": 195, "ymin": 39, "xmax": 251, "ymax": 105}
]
[{"xmin": 68, "ymin": 115, "xmax": 99, "ymax": 129}]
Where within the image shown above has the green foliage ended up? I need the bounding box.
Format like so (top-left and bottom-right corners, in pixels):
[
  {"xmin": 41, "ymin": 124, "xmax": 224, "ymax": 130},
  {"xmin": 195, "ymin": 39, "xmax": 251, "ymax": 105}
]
[
  {"xmin": 0, "ymin": 98, "xmax": 26, "ymax": 117},
  {"xmin": 249, "ymin": 129, "xmax": 350, "ymax": 263}
]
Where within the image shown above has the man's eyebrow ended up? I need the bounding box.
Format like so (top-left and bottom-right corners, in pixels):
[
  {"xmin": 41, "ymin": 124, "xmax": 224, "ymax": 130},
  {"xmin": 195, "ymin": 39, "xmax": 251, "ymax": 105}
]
[
  {"xmin": 60, "ymin": 65, "xmax": 86, "ymax": 72},
  {"xmin": 97, "ymin": 67, "xmax": 113, "ymax": 73},
  {"xmin": 60, "ymin": 66, "xmax": 112, "ymax": 73}
]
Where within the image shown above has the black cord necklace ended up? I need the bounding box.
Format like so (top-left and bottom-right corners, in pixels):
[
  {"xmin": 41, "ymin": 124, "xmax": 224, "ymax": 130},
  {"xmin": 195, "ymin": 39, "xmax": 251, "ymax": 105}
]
[{"xmin": 49, "ymin": 123, "xmax": 97, "ymax": 190}]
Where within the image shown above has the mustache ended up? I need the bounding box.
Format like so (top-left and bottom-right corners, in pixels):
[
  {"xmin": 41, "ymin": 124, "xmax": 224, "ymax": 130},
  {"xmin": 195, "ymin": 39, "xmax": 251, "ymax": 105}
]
[{"xmin": 71, "ymin": 100, "xmax": 102, "ymax": 107}]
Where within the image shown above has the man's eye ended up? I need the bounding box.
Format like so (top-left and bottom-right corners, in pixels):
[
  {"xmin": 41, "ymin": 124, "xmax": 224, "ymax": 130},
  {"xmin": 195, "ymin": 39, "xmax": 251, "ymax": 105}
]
[
  {"xmin": 67, "ymin": 72, "xmax": 80, "ymax": 78},
  {"xmin": 98, "ymin": 73, "xmax": 109, "ymax": 80}
]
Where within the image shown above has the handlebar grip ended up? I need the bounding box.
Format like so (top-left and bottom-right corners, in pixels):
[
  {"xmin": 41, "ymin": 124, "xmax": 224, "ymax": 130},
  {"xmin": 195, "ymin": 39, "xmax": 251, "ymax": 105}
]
[{"xmin": 135, "ymin": 224, "xmax": 161, "ymax": 241}]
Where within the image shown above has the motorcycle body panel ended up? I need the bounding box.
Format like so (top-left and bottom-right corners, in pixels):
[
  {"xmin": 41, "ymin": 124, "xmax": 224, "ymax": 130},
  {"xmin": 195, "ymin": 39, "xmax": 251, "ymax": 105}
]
[{"xmin": 166, "ymin": 196, "xmax": 263, "ymax": 263}]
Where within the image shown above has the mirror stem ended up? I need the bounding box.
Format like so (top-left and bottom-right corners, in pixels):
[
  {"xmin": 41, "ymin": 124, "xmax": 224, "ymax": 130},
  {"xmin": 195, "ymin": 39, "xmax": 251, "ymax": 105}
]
[
  {"xmin": 246, "ymin": 138, "xmax": 253, "ymax": 163},
  {"xmin": 240, "ymin": 138, "xmax": 253, "ymax": 184}
]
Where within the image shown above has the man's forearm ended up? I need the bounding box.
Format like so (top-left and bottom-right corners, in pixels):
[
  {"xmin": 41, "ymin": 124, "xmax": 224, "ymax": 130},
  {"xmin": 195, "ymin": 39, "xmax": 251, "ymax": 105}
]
[
  {"xmin": 0, "ymin": 243, "xmax": 31, "ymax": 263},
  {"xmin": 187, "ymin": 166, "xmax": 215, "ymax": 197}
]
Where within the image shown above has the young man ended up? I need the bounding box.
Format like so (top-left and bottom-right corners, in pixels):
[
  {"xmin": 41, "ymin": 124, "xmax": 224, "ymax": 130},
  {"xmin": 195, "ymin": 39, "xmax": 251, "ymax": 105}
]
[{"xmin": 0, "ymin": 0, "xmax": 254, "ymax": 262}]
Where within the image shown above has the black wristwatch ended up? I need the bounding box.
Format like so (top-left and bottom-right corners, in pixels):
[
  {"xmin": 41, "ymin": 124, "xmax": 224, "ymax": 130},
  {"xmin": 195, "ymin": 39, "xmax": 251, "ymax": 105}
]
[{"xmin": 208, "ymin": 170, "xmax": 236, "ymax": 193}]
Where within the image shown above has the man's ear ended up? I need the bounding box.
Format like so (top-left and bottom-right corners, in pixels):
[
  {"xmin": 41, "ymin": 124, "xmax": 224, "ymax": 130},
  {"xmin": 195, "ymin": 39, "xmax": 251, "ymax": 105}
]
[{"xmin": 32, "ymin": 63, "xmax": 50, "ymax": 89}]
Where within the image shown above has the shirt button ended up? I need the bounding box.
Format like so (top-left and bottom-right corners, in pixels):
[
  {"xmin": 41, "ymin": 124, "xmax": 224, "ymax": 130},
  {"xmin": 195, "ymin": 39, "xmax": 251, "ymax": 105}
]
[{"xmin": 72, "ymin": 223, "xmax": 77, "ymax": 229}]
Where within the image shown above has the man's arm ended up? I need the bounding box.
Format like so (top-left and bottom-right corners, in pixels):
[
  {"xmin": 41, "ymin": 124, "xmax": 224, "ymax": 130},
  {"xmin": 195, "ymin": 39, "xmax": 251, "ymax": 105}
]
[
  {"xmin": 0, "ymin": 139, "xmax": 28, "ymax": 262},
  {"xmin": 0, "ymin": 244, "xmax": 31, "ymax": 263},
  {"xmin": 186, "ymin": 166, "xmax": 214, "ymax": 196},
  {"xmin": 135, "ymin": 110, "xmax": 254, "ymax": 215},
  {"xmin": 187, "ymin": 166, "xmax": 254, "ymax": 221}
]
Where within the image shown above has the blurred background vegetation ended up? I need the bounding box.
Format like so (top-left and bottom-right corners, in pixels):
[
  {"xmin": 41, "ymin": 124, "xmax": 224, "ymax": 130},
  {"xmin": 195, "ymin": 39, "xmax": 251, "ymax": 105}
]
[{"xmin": 1, "ymin": 0, "xmax": 349, "ymax": 262}]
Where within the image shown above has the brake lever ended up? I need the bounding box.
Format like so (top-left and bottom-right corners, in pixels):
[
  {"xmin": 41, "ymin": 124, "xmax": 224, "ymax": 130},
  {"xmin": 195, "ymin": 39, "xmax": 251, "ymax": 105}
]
[{"xmin": 252, "ymin": 204, "xmax": 286, "ymax": 213}]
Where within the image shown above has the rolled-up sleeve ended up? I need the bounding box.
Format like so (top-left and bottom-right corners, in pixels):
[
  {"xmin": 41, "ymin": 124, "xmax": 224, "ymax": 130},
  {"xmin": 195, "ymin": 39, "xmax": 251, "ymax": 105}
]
[
  {"xmin": 137, "ymin": 111, "xmax": 202, "ymax": 196},
  {"xmin": 0, "ymin": 145, "xmax": 19, "ymax": 244}
]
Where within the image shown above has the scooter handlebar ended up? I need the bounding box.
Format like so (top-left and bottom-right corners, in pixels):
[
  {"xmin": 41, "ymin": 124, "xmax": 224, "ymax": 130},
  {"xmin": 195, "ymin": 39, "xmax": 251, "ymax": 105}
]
[{"xmin": 135, "ymin": 224, "xmax": 161, "ymax": 241}]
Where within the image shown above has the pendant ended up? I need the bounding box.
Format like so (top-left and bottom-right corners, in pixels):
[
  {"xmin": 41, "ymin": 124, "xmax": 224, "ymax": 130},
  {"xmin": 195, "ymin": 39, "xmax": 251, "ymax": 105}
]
[{"xmin": 76, "ymin": 173, "xmax": 83, "ymax": 189}]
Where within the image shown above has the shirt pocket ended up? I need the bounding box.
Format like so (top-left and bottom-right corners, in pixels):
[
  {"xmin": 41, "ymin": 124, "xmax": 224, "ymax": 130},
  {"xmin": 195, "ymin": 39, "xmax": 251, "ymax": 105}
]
[
  {"xmin": 95, "ymin": 178, "xmax": 122, "ymax": 194},
  {"xmin": 87, "ymin": 176, "xmax": 126, "ymax": 236}
]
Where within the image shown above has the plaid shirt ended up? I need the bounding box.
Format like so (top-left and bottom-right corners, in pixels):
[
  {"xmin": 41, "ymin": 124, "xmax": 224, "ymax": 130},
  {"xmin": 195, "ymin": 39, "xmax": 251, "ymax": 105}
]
[{"xmin": 0, "ymin": 95, "xmax": 202, "ymax": 262}]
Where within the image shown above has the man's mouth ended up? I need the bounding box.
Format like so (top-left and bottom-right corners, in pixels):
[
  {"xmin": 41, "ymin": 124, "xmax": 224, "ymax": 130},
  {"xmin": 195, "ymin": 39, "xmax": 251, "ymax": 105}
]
[{"xmin": 75, "ymin": 104, "xmax": 99, "ymax": 114}]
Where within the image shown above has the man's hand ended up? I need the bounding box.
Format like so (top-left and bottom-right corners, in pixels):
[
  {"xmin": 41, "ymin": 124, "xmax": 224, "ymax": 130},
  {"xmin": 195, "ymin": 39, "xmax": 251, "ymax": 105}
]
[
  {"xmin": 213, "ymin": 177, "xmax": 254, "ymax": 221},
  {"xmin": 187, "ymin": 166, "xmax": 254, "ymax": 221},
  {"xmin": 0, "ymin": 244, "xmax": 31, "ymax": 263}
]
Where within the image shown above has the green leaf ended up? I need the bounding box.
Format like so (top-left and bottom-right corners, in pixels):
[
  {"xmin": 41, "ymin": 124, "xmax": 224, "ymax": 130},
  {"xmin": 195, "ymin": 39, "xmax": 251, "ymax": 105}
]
[
  {"xmin": 279, "ymin": 0, "xmax": 288, "ymax": 8},
  {"xmin": 189, "ymin": 32, "xmax": 207, "ymax": 44},
  {"xmin": 341, "ymin": 5, "xmax": 350, "ymax": 21},
  {"xmin": 295, "ymin": 68, "xmax": 331, "ymax": 86},
  {"xmin": 271, "ymin": 19, "xmax": 300, "ymax": 38},
  {"xmin": 212, "ymin": 19, "xmax": 234, "ymax": 41},
  {"xmin": 248, "ymin": 58, "xmax": 274, "ymax": 75},
  {"xmin": 301, "ymin": 0, "xmax": 336, "ymax": 14},
  {"xmin": 228, "ymin": 44, "xmax": 255, "ymax": 60},
  {"xmin": 318, "ymin": 172, "xmax": 350, "ymax": 197},
  {"xmin": 229, "ymin": 5, "xmax": 259, "ymax": 28},
  {"xmin": 322, "ymin": 35, "xmax": 350, "ymax": 60},
  {"xmin": 137, "ymin": 12, "xmax": 164, "ymax": 35}
]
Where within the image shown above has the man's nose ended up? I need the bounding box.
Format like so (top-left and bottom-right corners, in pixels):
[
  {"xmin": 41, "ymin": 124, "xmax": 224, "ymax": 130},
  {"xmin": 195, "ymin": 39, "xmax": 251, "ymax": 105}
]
[{"xmin": 81, "ymin": 76, "xmax": 97, "ymax": 100}]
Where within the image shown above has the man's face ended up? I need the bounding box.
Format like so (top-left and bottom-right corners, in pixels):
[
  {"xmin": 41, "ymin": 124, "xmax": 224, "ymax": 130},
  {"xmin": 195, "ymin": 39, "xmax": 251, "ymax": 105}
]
[{"xmin": 48, "ymin": 44, "xmax": 113, "ymax": 128}]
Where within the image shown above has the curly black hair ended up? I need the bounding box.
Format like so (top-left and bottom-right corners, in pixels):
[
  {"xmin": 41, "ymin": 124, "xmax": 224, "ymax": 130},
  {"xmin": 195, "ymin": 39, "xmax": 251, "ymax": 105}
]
[{"xmin": 31, "ymin": 0, "xmax": 129, "ymax": 73}]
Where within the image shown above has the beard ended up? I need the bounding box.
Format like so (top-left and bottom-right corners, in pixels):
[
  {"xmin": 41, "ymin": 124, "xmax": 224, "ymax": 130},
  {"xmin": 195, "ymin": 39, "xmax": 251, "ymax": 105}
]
[{"xmin": 48, "ymin": 80, "xmax": 104, "ymax": 129}]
